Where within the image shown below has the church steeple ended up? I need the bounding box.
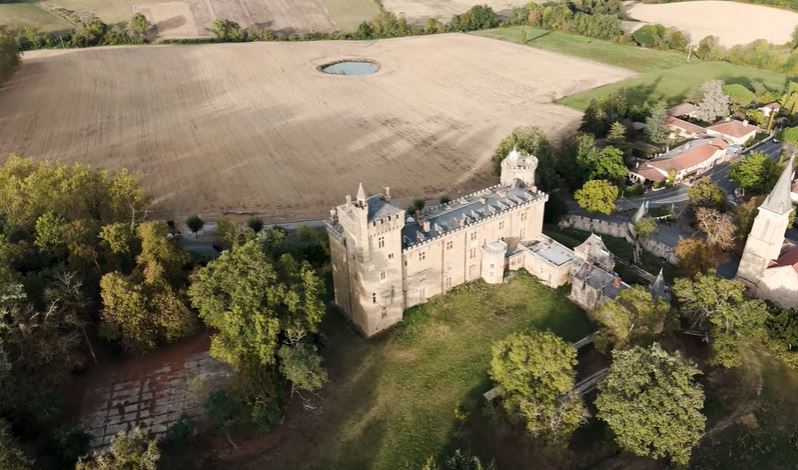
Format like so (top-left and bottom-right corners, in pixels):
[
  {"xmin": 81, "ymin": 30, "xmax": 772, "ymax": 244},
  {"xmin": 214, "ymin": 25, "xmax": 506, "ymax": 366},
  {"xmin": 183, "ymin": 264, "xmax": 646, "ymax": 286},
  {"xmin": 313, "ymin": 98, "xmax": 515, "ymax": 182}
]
[{"xmin": 761, "ymin": 154, "xmax": 795, "ymax": 215}]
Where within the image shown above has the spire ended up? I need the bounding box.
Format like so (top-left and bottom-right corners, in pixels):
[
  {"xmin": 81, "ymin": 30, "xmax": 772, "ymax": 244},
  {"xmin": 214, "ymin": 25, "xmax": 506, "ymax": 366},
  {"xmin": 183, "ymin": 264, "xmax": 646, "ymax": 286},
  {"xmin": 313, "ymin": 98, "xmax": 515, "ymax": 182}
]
[
  {"xmin": 650, "ymin": 268, "xmax": 668, "ymax": 302},
  {"xmin": 632, "ymin": 200, "xmax": 649, "ymax": 222},
  {"xmin": 761, "ymin": 154, "xmax": 795, "ymax": 215},
  {"xmin": 356, "ymin": 182, "xmax": 367, "ymax": 205}
]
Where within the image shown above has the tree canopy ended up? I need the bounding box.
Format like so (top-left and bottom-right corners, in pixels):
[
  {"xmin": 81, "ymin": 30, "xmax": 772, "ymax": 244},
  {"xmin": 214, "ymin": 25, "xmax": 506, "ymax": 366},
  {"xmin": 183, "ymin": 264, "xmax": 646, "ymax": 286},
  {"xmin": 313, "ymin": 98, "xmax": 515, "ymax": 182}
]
[
  {"xmin": 596, "ymin": 343, "xmax": 705, "ymax": 466},
  {"xmin": 588, "ymin": 286, "xmax": 670, "ymax": 351},
  {"xmin": 687, "ymin": 177, "xmax": 726, "ymax": 209},
  {"xmin": 694, "ymin": 80, "xmax": 730, "ymax": 123},
  {"xmin": 76, "ymin": 427, "xmax": 159, "ymax": 470},
  {"xmin": 574, "ymin": 180, "xmax": 618, "ymax": 214},
  {"xmin": 645, "ymin": 101, "xmax": 669, "ymax": 145},
  {"xmin": 675, "ymin": 237, "xmax": 717, "ymax": 277},
  {"xmin": 729, "ymin": 151, "xmax": 782, "ymax": 194},
  {"xmin": 0, "ymin": 33, "xmax": 20, "ymax": 84},
  {"xmin": 492, "ymin": 126, "xmax": 559, "ymax": 191},
  {"xmin": 489, "ymin": 331, "xmax": 586, "ymax": 443},
  {"xmin": 673, "ymin": 270, "xmax": 769, "ymax": 367}
]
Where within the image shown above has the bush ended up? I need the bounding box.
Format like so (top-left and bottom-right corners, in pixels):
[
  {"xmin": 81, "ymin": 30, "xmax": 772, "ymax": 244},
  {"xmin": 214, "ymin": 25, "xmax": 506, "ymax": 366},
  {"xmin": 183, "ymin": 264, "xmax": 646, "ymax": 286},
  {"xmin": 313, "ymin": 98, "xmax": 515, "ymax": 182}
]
[
  {"xmin": 247, "ymin": 217, "xmax": 264, "ymax": 233},
  {"xmin": 186, "ymin": 215, "xmax": 204, "ymax": 234}
]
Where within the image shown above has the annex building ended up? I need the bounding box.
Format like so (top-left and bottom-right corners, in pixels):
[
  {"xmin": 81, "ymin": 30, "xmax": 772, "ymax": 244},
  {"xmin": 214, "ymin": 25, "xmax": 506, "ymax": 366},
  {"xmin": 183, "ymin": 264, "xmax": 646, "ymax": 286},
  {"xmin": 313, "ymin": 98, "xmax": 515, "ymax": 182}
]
[{"xmin": 326, "ymin": 148, "xmax": 632, "ymax": 337}]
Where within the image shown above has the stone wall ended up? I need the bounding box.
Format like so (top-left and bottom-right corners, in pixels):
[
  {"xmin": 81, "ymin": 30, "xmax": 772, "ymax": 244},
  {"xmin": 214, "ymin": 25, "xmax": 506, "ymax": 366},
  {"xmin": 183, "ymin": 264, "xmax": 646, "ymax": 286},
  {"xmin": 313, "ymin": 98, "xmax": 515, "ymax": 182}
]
[{"xmin": 558, "ymin": 215, "xmax": 677, "ymax": 264}]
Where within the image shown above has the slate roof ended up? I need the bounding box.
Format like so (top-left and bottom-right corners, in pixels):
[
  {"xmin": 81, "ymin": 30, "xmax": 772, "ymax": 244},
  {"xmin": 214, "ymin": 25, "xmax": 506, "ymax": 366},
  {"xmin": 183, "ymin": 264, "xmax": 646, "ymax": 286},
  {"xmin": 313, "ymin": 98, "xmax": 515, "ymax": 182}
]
[
  {"xmin": 402, "ymin": 183, "xmax": 544, "ymax": 248},
  {"xmin": 573, "ymin": 263, "xmax": 627, "ymax": 301}
]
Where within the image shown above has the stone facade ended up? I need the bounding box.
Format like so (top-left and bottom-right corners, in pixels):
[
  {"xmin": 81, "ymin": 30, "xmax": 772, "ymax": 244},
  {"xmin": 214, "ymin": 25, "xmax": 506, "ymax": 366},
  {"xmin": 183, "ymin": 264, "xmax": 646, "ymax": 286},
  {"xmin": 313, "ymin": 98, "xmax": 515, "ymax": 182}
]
[{"xmin": 737, "ymin": 156, "xmax": 798, "ymax": 308}]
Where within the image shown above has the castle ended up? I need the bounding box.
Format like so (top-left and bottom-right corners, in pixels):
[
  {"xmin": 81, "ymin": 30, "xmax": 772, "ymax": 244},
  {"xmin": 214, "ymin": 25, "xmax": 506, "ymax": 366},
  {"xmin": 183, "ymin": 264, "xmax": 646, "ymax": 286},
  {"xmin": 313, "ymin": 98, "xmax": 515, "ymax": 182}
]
[
  {"xmin": 325, "ymin": 148, "xmax": 630, "ymax": 337},
  {"xmin": 737, "ymin": 155, "xmax": 798, "ymax": 308}
]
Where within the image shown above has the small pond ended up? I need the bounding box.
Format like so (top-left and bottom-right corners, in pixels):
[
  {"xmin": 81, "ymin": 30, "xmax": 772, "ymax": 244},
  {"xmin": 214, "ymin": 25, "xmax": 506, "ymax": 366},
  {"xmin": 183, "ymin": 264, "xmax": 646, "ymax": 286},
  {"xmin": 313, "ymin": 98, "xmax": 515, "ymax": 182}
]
[{"xmin": 319, "ymin": 60, "xmax": 379, "ymax": 76}]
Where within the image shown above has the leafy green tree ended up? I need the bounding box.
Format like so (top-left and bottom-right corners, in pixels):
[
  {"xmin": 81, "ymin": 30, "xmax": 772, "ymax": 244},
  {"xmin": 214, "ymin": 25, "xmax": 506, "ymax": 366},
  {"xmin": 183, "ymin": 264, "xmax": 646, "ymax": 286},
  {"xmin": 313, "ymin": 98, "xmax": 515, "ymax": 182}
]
[
  {"xmin": 687, "ymin": 177, "xmax": 726, "ymax": 208},
  {"xmin": 489, "ymin": 331, "xmax": 587, "ymax": 444},
  {"xmin": 596, "ymin": 343, "xmax": 705, "ymax": 466},
  {"xmin": 696, "ymin": 35, "xmax": 725, "ymax": 60},
  {"xmin": 588, "ymin": 146, "xmax": 628, "ymax": 183},
  {"xmin": 51, "ymin": 426, "xmax": 91, "ymax": 468},
  {"xmin": 278, "ymin": 343, "xmax": 328, "ymax": 397},
  {"xmin": 0, "ymin": 33, "xmax": 20, "ymax": 84},
  {"xmin": 129, "ymin": 13, "xmax": 151, "ymax": 36},
  {"xmin": 209, "ymin": 19, "xmax": 245, "ymax": 41},
  {"xmin": 589, "ymin": 286, "xmax": 669, "ymax": 351},
  {"xmin": 0, "ymin": 418, "xmax": 32, "ymax": 470},
  {"xmin": 645, "ymin": 101, "xmax": 669, "ymax": 145},
  {"xmin": 203, "ymin": 390, "xmax": 242, "ymax": 447},
  {"xmin": 632, "ymin": 23, "xmax": 667, "ymax": 49},
  {"xmin": 729, "ymin": 151, "xmax": 782, "ymax": 194},
  {"xmin": 188, "ymin": 239, "xmax": 325, "ymax": 368},
  {"xmin": 607, "ymin": 121, "xmax": 627, "ymax": 147},
  {"xmin": 492, "ymin": 126, "xmax": 558, "ymax": 190},
  {"xmin": 782, "ymin": 81, "xmax": 798, "ymax": 115},
  {"xmin": 448, "ymin": 5, "xmax": 499, "ymax": 32},
  {"xmin": 186, "ymin": 215, "xmax": 204, "ymax": 236},
  {"xmin": 632, "ymin": 216, "xmax": 657, "ymax": 264},
  {"xmin": 421, "ymin": 449, "xmax": 495, "ymax": 470},
  {"xmin": 694, "ymin": 80, "xmax": 730, "ymax": 123},
  {"xmin": 247, "ymin": 217, "xmax": 264, "ymax": 233},
  {"xmin": 76, "ymin": 427, "xmax": 159, "ymax": 470},
  {"xmin": 778, "ymin": 126, "xmax": 798, "ymax": 151},
  {"xmin": 673, "ymin": 270, "xmax": 769, "ymax": 367},
  {"xmin": 574, "ymin": 180, "xmax": 618, "ymax": 214}
]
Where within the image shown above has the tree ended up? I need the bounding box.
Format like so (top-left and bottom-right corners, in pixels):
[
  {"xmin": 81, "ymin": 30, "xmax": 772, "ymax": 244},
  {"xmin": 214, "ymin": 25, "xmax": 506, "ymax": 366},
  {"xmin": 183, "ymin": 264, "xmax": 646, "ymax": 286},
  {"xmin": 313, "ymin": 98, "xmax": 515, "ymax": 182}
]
[
  {"xmin": 588, "ymin": 146, "xmax": 628, "ymax": 184},
  {"xmin": 447, "ymin": 5, "xmax": 499, "ymax": 32},
  {"xmin": 278, "ymin": 343, "xmax": 328, "ymax": 398},
  {"xmin": 687, "ymin": 177, "xmax": 726, "ymax": 208},
  {"xmin": 588, "ymin": 286, "xmax": 670, "ymax": 352},
  {"xmin": 675, "ymin": 237, "xmax": 717, "ymax": 276},
  {"xmin": 76, "ymin": 427, "xmax": 159, "ymax": 470},
  {"xmin": 489, "ymin": 331, "xmax": 587, "ymax": 444},
  {"xmin": 421, "ymin": 449, "xmax": 495, "ymax": 470},
  {"xmin": 694, "ymin": 80, "xmax": 730, "ymax": 123},
  {"xmin": 729, "ymin": 151, "xmax": 782, "ymax": 194},
  {"xmin": 607, "ymin": 121, "xmax": 627, "ymax": 147},
  {"xmin": 673, "ymin": 270, "xmax": 769, "ymax": 367},
  {"xmin": 129, "ymin": 13, "xmax": 151, "ymax": 36},
  {"xmin": 209, "ymin": 18, "xmax": 245, "ymax": 41},
  {"xmin": 694, "ymin": 207, "xmax": 735, "ymax": 250},
  {"xmin": 645, "ymin": 101, "xmax": 669, "ymax": 145},
  {"xmin": 0, "ymin": 419, "xmax": 32, "ymax": 470},
  {"xmin": 204, "ymin": 390, "xmax": 242, "ymax": 447},
  {"xmin": 186, "ymin": 215, "xmax": 204, "ymax": 236},
  {"xmin": 632, "ymin": 216, "xmax": 657, "ymax": 264},
  {"xmin": 247, "ymin": 217, "xmax": 264, "ymax": 233},
  {"xmin": 779, "ymin": 127, "xmax": 798, "ymax": 152},
  {"xmin": 596, "ymin": 344, "xmax": 705, "ymax": 466},
  {"xmin": 492, "ymin": 126, "xmax": 558, "ymax": 191},
  {"xmin": 0, "ymin": 33, "xmax": 20, "ymax": 84},
  {"xmin": 782, "ymin": 81, "xmax": 798, "ymax": 116},
  {"xmin": 574, "ymin": 180, "xmax": 618, "ymax": 215},
  {"xmin": 696, "ymin": 35, "xmax": 725, "ymax": 61}
]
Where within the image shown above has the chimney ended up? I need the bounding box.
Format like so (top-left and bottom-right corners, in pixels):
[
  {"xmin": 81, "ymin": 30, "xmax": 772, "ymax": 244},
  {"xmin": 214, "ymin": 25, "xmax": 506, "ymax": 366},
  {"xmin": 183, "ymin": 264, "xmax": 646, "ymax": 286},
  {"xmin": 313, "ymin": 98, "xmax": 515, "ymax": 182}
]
[
  {"xmin": 346, "ymin": 194, "xmax": 352, "ymax": 204},
  {"xmin": 422, "ymin": 220, "xmax": 431, "ymax": 232},
  {"xmin": 743, "ymin": 119, "xmax": 749, "ymax": 126},
  {"xmin": 613, "ymin": 276, "xmax": 622, "ymax": 287},
  {"xmin": 384, "ymin": 186, "xmax": 391, "ymax": 201}
]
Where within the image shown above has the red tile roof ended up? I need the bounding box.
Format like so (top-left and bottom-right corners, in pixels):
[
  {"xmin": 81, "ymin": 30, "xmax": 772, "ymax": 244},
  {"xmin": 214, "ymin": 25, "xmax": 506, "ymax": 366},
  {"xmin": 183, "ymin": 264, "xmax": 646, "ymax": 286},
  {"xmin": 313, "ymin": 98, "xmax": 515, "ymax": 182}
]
[
  {"xmin": 632, "ymin": 139, "xmax": 727, "ymax": 182},
  {"xmin": 666, "ymin": 116, "xmax": 705, "ymax": 135},
  {"xmin": 707, "ymin": 119, "xmax": 760, "ymax": 139}
]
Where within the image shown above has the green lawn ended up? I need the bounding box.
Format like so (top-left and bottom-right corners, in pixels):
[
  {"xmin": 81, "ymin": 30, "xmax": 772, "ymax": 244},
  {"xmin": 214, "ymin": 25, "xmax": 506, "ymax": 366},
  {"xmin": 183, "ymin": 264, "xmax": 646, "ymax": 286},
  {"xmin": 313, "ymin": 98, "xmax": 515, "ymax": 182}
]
[
  {"xmin": 475, "ymin": 26, "xmax": 793, "ymax": 110},
  {"xmin": 0, "ymin": 1, "xmax": 71, "ymax": 32},
  {"xmin": 232, "ymin": 271, "xmax": 593, "ymax": 469},
  {"xmin": 321, "ymin": 0, "xmax": 379, "ymax": 32}
]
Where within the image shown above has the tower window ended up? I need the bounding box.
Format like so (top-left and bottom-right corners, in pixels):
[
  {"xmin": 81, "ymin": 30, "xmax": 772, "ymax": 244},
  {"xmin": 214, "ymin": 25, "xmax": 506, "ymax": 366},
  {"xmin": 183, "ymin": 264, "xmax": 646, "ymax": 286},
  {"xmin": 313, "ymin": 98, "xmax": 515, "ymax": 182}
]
[
  {"xmin": 388, "ymin": 253, "xmax": 394, "ymax": 259},
  {"xmin": 372, "ymin": 293, "xmax": 377, "ymax": 304},
  {"xmin": 470, "ymin": 232, "xmax": 477, "ymax": 241},
  {"xmin": 521, "ymin": 211, "xmax": 527, "ymax": 221},
  {"xmin": 446, "ymin": 240, "xmax": 454, "ymax": 250},
  {"xmin": 499, "ymin": 221, "xmax": 505, "ymax": 230},
  {"xmin": 378, "ymin": 236, "xmax": 385, "ymax": 248},
  {"xmin": 470, "ymin": 248, "xmax": 477, "ymax": 259},
  {"xmin": 419, "ymin": 251, "xmax": 426, "ymax": 261},
  {"xmin": 380, "ymin": 271, "xmax": 387, "ymax": 281}
]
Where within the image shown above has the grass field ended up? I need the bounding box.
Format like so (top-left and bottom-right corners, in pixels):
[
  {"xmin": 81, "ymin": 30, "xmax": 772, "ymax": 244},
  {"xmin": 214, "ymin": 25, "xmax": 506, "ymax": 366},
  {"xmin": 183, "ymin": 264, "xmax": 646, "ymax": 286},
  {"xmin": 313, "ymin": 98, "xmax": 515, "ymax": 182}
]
[
  {"xmin": 320, "ymin": 0, "xmax": 379, "ymax": 32},
  {"xmin": 476, "ymin": 26, "xmax": 793, "ymax": 110},
  {"xmin": 0, "ymin": 1, "xmax": 71, "ymax": 32},
  {"xmin": 214, "ymin": 272, "xmax": 593, "ymax": 469},
  {"xmin": 0, "ymin": 34, "xmax": 631, "ymax": 221}
]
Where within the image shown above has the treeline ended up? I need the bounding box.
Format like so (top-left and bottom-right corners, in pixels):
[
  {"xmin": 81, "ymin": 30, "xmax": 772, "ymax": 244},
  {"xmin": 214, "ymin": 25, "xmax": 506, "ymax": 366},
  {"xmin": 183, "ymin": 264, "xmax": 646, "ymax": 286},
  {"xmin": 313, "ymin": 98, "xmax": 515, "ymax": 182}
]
[
  {"xmin": 0, "ymin": 157, "xmax": 331, "ymax": 467},
  {"xmin": 0, "ymin": 31, "xmax": 19, "ymax": 83}
]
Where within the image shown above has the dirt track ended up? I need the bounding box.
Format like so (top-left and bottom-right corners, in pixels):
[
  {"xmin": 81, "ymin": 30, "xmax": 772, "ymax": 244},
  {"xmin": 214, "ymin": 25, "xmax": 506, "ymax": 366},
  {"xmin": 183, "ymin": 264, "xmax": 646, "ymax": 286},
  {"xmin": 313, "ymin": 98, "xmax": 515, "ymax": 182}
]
[{"xmin": 0, "ymin": 34, "xmax": 633, "ymax": 222}]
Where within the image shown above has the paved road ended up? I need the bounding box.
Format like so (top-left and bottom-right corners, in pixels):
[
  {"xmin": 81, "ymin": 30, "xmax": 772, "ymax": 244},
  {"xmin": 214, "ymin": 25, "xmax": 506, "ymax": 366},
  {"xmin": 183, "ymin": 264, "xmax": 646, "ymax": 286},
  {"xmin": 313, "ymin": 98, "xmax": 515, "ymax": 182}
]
[{"xmin": 617, "ymin": 138, "xmax": 784, "ymax": 210}]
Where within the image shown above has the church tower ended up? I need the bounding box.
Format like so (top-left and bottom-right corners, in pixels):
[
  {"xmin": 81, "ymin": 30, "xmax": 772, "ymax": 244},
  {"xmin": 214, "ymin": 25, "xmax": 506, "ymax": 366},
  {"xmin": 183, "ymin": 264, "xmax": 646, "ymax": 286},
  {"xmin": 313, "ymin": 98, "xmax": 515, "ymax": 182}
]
[{"xmin": 737, "ymin": 155, "xmax": 795, "ymax": 289}]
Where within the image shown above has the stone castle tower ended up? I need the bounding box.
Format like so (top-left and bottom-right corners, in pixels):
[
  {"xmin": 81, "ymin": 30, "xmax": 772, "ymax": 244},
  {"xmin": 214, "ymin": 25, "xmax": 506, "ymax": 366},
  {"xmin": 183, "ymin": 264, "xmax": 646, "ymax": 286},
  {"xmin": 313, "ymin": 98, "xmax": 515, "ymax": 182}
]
[
  {"xmin": 500, "ymin": 146, "xmax": 538, "ymax": 188},
  {"xmin": 737, "ymin": 155, "xmax": 795, "ymax": 288},
  {"xmin": 326, "ymin": 183, "xmax": 406, "ymax": 336}
]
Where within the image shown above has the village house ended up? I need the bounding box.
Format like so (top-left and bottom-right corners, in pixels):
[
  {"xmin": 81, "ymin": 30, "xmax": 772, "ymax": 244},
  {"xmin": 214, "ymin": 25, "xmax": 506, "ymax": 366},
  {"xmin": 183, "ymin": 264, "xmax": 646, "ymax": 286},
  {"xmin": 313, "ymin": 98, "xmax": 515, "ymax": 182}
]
[
  {"xmin": 667, "ymin": 102, "xmax": 699, "ymax": 119},
  {"xmin": 665, "ymin": 116, "xmax": 706, "ymax": 140},
  {"xmin": 705, "ymin": 118, "xmax": 760, "ymax": 145},
  {"xmin": 628, "ymin": 137, "xmax": 729, "ymax": 185},
  {"xmin": 737, "ymin": 156, "xmax": 798, "ymax": 309},
  {"xmin": 326, "ymin": 148, "xmax": 630, "ymax": 337}
]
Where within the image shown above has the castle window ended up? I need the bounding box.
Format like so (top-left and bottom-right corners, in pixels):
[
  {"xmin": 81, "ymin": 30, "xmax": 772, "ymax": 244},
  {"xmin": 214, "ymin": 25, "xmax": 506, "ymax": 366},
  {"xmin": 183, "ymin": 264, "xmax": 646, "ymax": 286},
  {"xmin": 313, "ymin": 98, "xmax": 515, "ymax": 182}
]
[
  {"xmin": 446, "ymin": 277, "xmax": 452, "ymax": 289},
  {"xmin": 499, "ymin": 221, "xmax": 505, "ymax": 230},
  {"xmin": 470, "ymin": 248, "xmax": 477, "ymax": 259},
  {"xmin": 380, "ymin": 271, "xmax": 387, "ymax": 281},
  {"xmin": 470, "ymin": 232, "xmax": 477, "ymax": 241},
  {"xmin": 446, "ymin": 240, "xmax": 454, "ymax": 250},
  {"xmin": 388, "ymin": 253, "xmax": 394, "ymax": 259},
  {"xmin": 372, "ymin": 293, "xmax": 377, "ymax": 304},
  {"xmin": 521, "ymin": 211, "xmax": 527, "ymax": 221},
  {"xmin": 419, "ymin": 251, "xmax": 426, "ymax": 261},
  {"xmin": 378, "ymin": 236, "xmax": 385, "ymax": 248}
]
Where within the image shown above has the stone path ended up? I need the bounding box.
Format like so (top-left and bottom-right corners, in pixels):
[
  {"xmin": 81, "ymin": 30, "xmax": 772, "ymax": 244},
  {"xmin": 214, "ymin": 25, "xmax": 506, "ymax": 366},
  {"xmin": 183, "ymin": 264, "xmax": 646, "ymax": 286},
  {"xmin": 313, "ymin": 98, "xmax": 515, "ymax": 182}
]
[{"xmin": 79, "ymin": 351, "xmax": 231, "ymax": 449}]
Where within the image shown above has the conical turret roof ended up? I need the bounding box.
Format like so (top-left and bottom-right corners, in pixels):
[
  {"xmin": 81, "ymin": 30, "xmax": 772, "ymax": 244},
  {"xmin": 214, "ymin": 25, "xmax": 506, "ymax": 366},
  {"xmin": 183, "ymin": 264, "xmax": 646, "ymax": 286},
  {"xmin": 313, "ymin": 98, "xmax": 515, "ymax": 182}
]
[
  {"xmin": 761, "ymin": 154, "xmax": 795, "ymax": 215},
  {"xmin": 356, "ymin": 182, "xmax": 367, "ymax": 203}
]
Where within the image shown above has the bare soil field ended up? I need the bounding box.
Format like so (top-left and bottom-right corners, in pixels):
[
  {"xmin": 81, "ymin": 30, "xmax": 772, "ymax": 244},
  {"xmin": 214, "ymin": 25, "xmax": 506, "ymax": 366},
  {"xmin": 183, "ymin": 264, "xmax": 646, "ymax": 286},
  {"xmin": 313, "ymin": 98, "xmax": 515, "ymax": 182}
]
[
  {"xmin": 626, "ymin": 0, "xmax": 798, "ymax": 47},
  {"xmin": 381, "ymin": 0, "xmax": 520, "ymax": 22},
  {"xmin": 0, "ymin": 34, "xmax": 633, "ymax": 222}
]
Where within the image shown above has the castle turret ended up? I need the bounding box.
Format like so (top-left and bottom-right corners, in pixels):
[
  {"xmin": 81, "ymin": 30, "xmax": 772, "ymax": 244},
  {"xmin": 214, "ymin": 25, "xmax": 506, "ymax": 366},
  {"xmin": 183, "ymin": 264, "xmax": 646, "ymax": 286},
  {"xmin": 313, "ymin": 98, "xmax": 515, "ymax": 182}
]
[
  {"xmin": 737, "ymin": 155, "xmax": 795, "ymax": 289},
  {"xmin": 500, "ymin": 146, "xmax": 538, "ymax": 188},
  {"xmin": 481, "ymin": 241, "xmax": 508, "ymax": 284}
]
